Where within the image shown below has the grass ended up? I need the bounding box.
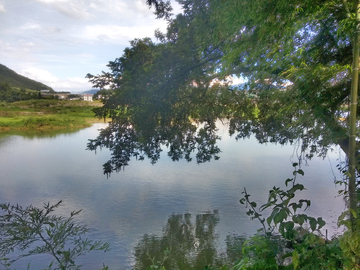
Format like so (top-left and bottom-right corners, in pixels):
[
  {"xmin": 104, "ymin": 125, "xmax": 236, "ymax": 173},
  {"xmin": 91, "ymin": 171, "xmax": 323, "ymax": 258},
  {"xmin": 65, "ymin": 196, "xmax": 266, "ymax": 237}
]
[{"xmin": 0, "ymin": 99, "xmax": 104, "ymax": 130}]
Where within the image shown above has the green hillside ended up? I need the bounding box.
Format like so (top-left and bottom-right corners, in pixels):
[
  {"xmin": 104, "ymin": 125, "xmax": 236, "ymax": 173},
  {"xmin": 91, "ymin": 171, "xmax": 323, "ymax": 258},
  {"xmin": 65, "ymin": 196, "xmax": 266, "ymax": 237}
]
[{"xmin": 0, "ymin": 64, "xmax": 54, "ymax": 91}]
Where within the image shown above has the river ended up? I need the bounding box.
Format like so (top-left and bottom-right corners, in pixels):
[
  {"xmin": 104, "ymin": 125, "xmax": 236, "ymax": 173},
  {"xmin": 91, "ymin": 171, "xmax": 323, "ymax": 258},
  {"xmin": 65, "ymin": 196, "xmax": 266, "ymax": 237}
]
[{"xmin": 0, "ymin": 122, "xmax": 345, "ymax": 269}]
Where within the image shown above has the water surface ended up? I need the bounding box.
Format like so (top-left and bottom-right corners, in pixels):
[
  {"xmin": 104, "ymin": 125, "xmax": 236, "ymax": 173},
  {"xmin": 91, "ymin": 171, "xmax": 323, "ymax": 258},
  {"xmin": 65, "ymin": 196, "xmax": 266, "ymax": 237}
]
[{"xmin": 0, "ymin": 123, "xmax": 345, "ymax": 269}]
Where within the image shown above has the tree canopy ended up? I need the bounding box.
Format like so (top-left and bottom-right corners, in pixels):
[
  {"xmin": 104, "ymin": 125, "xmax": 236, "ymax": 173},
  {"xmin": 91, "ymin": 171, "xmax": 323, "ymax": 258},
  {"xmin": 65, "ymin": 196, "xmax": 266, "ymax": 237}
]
[{"xmin": 87, "ymin": 0, "xmax": 359, "ymax": 178}]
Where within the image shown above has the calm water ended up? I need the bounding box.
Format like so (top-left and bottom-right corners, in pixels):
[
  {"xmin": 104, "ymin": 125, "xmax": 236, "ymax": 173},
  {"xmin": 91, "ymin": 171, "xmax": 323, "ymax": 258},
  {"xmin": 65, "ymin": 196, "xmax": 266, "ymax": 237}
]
[{"xmin": 0, "ymin": 122, "xmax": 345, "ymax": 269}]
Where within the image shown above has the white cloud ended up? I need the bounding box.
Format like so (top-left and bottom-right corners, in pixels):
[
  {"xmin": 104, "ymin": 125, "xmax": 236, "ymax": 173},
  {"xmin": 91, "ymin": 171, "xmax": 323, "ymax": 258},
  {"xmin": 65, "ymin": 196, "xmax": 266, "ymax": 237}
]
[
  {"xmin": 74, "ymin": 0, "xmax": 159, "ymax": 21},
  {"xmin": 89, "ymin": 2, "xmax": 97, "ymax": 9},
  {"xmin": 134, "ymin": 0, "xmax": 152, "ymax": 14},
  {"xmin": 88, "ymin": 0, "xmax": 131, "ymax": 17},
  {"xmin": 55, "ymin": 3, "xmax": 94, "ymax": 20},
  {"xmin": 21, "ymin": 41, "xmax": 36, "ymax": 48},
  {"xmin": 43, "ymin": 26, "xmax": 62, "ymax": 34},
  {"xmin": 77, "ymin": 53, "xmax": 94, "ymax": 59},
  {"xmin": 35, "ymin": 0, "xmax": 93, "ymax": 20},
  {"xmin": 82, "ymin": 23, "xmax": 167, "ymax": 43},
  {"xmin": 20, "ymin": 22, "xmax": 41, "ymax": 30},
  {"xmin": 0, "ymin": 3, "xmax": 5, "ymax": 12},
  {"xmin": 0, "ymin": 41, "xmax": 14, "ymax": 55},
  {"xmin": 37, "ymin": 0, "xmax": 68, "ymax": 3},
  {"xmin": 1, "ymin": 0, "xmax": 181, "ymax": 93},
  {"xmin": 20, "ymin": 67, "xmax": 59, "ymax": 84},
  {"xmin": 0, "ymin": 40, "xmax": 39, "ymax": 62},
  {"xmin": 51, "ymin": 77, "xmax": 92, "ymax": 93},
  {"xmin": 19, "ymin": 67, "xmax": 92, "ymax": 92}
]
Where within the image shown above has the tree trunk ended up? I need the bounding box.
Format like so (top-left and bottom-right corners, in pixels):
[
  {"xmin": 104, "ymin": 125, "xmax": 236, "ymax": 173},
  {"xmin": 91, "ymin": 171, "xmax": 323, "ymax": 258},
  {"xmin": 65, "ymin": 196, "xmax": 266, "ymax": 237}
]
[{"xmin": 349, "ymin": 1, "xmax": 360, "ymax": 229}]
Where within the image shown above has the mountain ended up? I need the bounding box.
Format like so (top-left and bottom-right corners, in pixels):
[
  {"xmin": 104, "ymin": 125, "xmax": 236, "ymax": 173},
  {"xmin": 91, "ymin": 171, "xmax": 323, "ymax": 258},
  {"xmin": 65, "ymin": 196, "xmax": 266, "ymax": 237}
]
[
  {"xmin": 0, "ymin": 64, "xmax": 54, "ymax": 91},
  {"xmin": 82, "ymin": 89, "xmax": 99, "ymax": 94}
]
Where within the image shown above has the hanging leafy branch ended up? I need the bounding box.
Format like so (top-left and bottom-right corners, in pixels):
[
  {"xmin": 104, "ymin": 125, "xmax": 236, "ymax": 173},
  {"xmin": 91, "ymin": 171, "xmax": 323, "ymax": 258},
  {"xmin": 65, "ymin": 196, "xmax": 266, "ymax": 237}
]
[{"xmin": 145, "ymin": 0, "xmax": 173, "ymax": 19}]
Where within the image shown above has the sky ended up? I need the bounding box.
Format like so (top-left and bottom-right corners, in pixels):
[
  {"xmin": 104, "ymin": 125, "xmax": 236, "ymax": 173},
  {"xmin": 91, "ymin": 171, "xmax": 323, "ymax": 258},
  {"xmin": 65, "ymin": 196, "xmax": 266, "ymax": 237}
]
[{"xmin": 0, "ymin": 0, "xmax": 182, "ymax": 93}]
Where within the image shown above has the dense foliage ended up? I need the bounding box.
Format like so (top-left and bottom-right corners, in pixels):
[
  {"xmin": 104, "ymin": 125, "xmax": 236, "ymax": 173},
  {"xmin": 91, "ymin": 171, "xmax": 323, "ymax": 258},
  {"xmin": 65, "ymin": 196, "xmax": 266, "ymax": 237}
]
[
  {"xmin": 88, "ymin": 0, "xmax": 359, "ymax": 176},
  {"xmin": 85, "ymin": 0, "xmax": 360, "ymax": 268},
  {"xmin": 0, "ymin": 83, "xmax": 42, "ymax": 103}
]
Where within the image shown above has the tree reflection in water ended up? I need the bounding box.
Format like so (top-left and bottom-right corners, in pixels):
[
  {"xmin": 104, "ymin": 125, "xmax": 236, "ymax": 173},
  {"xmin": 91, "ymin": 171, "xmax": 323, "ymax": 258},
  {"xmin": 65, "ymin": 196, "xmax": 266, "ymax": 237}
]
[
  {"xmin": 87, "ymin": 109, "xmax": 351, "ymax": 177},
  {"xmin": 87, "ymin": 118, "xmax": 221, "ymax": 176},
  {"xmin": 133, "ymin": 211, "xmax": 246, "ymax": 270}
]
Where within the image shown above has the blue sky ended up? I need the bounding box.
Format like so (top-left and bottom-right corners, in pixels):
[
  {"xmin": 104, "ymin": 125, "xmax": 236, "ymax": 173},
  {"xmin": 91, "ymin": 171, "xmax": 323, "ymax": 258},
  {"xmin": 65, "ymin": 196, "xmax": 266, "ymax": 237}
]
[{"xmin": 0, "ymin": 0, "xmax": 181, "ymax": 93}]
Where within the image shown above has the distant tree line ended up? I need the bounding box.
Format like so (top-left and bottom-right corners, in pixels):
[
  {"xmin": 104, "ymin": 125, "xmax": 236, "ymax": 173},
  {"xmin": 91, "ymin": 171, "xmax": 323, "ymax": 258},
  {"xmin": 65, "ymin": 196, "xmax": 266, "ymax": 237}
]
[
  {"xmin": 0, "ymin": 83, "xmax": 53, "ymax": 103},
  {"xmin": 0, "ymin": 83, "xmax": 39, "ymax": 102}
]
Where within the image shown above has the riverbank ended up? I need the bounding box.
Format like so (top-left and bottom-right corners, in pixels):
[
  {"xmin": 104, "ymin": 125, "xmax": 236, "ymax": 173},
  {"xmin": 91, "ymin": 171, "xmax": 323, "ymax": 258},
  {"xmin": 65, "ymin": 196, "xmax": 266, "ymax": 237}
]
[{"xmin": 0, "ymin": 99, "xmax": 105, "ymax": 130}]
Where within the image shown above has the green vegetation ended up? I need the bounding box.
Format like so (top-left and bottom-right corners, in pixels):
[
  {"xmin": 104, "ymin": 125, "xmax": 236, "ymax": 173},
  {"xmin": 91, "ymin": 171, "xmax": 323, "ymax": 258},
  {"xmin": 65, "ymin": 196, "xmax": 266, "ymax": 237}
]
[
  {"xmin": 0, "ymin": 82, "xmax": 43, "ymax": 103},
  {"xmin": 87, "ymin": 0, "xmax": 360, "ymax": 178},
  {"xmin": 0, "ymin": 201, "xmax": 109, "ymax": 270},
  {"xmin": 0, "ymin": 99, "xmax": 102, "ymax": 130},
  {"xmin": 0, "ymin": 64, "xmax": 53, "ymax": 91},
  {"xmin": 85, "ymin": 0, "xmax": 360, "ymax": 269},
  {"xmin": 236, "ymin": 165, "xmax": 346, "ymax": 270},
  {"xmin": 134, "ymin": 210, "xmax": 225, "ymax": 270},
  {"xmin": 1, "ymin": 0, "xmax": 359, "ymax": 268},
  {"xmin": 139, "ymin": 167, "xmax": 355, "ymax": 270}
]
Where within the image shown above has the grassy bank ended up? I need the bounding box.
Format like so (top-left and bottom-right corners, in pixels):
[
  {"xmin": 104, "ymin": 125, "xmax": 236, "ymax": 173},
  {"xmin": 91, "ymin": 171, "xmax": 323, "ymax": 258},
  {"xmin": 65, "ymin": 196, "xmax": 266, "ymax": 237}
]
[{"xmin": 0, "ymin": 100, "xmax": 104, "ymax": 130}]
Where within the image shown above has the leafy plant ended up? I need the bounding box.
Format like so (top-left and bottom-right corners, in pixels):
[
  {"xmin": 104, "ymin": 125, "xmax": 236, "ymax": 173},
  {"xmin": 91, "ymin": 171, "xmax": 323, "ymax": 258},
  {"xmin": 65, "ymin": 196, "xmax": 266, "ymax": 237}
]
[
  {"xmin": 338, "ymin": 208, "xmax": 360, "ymax": 269},
  {"xmin": 240, "ymin": 163, "xmax": 326, "ymax": 238},
  {"xmin": 232, "ymin": 234, "xmax": 283, "ymax": 270},
  {"xmin": 238, "ymin": 164, "xmax": 345, "ymax": 269},
  {"xmin": 339, "ymin": 229, "xmax": 360, "ymax": 269},
  {"xmin": 0, "ymin": 201, "xmax": 109, "ymax": 270}
]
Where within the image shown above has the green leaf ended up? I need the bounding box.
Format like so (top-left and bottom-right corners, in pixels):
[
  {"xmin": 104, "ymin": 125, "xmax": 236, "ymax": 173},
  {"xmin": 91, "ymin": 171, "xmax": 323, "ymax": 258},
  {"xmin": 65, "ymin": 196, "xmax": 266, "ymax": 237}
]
[
  {"xmin": 317, "ymin": 217, "xmax": 325, "ymax": 229},
  {"xmin": 274, "ymin": 209, "xmax": 287, "ymax": 225},
  {"xmin": 299, "ymin": 199, "xmax": 311, "ymax": 210},
  {"xmin": 292, "ymin": 184, "xmax": 305, "ymax": 191},
  {"xmin": 292, "ymin": 250, "xmax": 299, "ymax": 269},
  {"xmin": 246, "ymin": 210, "xmax": 254, "ymax": 216},
  {"xmin": 267, "ymin": 208, "xmax": 279, "ymax": 226},
  {"xmin": 294, "ymin": 214, "xmax": 307, "ymax": 226},
  {"xmin": 350, "ymin": 208, "xmax": 358, "ymax": 218},
  {"xmin": 309, "ymin": 218, "xmax": 317, "ymax": 231},
  {"xmin": 289, "ymin": 203, "xmax": 299, "ymax": 213},
  {"xmin": 285, "ymin": 178, "xmax": 293, "ymax": 187},
  {"xmin": 284, "ymin": 221, "xmax": 294, "ymax": 231},
  {"xmin": 45, "ymin": 222, "xmax": 55, "ymax": 228}
]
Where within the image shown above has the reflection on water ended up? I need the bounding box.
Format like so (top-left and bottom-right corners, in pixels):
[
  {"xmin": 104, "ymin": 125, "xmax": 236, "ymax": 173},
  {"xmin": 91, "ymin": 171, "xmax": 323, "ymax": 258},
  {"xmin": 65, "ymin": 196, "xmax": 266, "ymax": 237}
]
[
  {"xmin": 0, "ymin": 126, "xmax": 84, "ymax": 140},
  {"xmin": 87, "ymin": 119, "xmax": 221, "ymax": 176},
  {"xmin": 0, "ymin": 123, "xmax": 345, "ymax": 269},
  {"xmin": 134, "ymin": 211, "xmax": 228, "ymax": 270}
]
